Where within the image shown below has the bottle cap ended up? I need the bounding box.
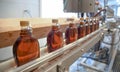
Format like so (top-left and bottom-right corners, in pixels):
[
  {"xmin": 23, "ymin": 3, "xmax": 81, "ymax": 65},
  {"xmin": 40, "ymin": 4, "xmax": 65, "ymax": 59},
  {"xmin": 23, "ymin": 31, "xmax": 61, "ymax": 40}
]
[
  {"xmin": 89, "ymin": 17, "xmax": 93, "ymax": 21},
  {"xmin": 52, "ymin": 19, "xmax": 58, "ymax": 23},
  {"xmin": 67, "ymin": 18, "xmax": 74, "ymax": 22},
  {"xmin": 95, "ymin": 1, "xmax": 99, "ymax": 5},
  {"xmin": 80, "ymin": 17, "xmax": 84, "ymax": 21},
  {"xmin": 69, "ymin": 23, "xmax": 74, "ymax": 27},
  {"xmin": 20, "ymin": 21, "xmax": 29, "ymax": 26},
  {"xmin": 92, "ymin": 17, "xmax": 96, "ymax": 21},
  {"xmin": 85, "ymin": 17, "xmax": 89, "ymax": 20}
]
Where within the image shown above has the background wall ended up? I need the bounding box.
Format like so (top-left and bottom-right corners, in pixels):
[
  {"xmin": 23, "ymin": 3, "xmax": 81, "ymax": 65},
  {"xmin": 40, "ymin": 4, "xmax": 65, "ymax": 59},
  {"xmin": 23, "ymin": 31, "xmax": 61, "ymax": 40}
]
[
  {"xmin": 0, "ymin": 0, "xmax": 41, "ymax": 61},
  {"xmin": 0, "ymin": 0, "xmax": 40, "ymax": 18}
]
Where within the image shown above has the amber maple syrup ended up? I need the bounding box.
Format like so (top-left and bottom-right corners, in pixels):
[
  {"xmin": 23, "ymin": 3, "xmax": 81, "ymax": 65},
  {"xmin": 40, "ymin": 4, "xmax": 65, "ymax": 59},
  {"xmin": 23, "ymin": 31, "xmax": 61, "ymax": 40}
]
[
  {"xmin": 91, "ymin": 18, "xmax": 95, "ymax": 32},
  {"xmin": 85, "ymin": 17, "xmax": 90, "ymax": 35},
  {"xmin": 89, "ymin": 18, "xmax": 93, "ymax": 33},
  {"xmin": 78, "ymin": 18, "xmax": 86, "ymax": 38},
  {"xmin": 65, "ymin": 18, "xmax": 78, "ymax": 44},
  {"xmin": 93, "ymin": 18, "xmax": 97, "ymax": 31},
  {"xmin": 13, "ymin": 21, "xmax": 40, "ymax": 66},
  {"xmin": 96, "ymin": 18, "xmax": 99, "ymax": 29},
  {"xmin": 47, "ymin": 19, "xmax": 63, "ymax": 52}
]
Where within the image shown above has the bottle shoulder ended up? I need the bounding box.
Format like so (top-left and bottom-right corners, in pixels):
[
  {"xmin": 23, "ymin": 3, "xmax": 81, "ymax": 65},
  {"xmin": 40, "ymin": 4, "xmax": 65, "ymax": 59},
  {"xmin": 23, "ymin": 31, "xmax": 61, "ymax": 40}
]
[
  {"xmin": 13, "ymin": 36, "xmax": 39, "ymax": 50},
  {"xmin": 15, "ymin": 36, "xmax": 38, "ymax": 43}
]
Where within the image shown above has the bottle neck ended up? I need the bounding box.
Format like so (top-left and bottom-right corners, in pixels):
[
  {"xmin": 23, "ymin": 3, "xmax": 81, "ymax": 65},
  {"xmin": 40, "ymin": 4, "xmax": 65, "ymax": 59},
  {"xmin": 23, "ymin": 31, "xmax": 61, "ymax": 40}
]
[
  {"xmin": 80, "ymin": 20, "xmax": 84, "ymax": 25},
  {"xmin": 52, "ymin": 22, "xmax": 60, "ymax": 29},
  {"xmin": 85, "ymin": 20, "xmax": 88, "ymax": 24},
  {"xmin": 20, "ymin": 26, "xmax": 32, "ymax": 37},
  {"xmin": 81, "ymin": 19, "xmax": 84, "ymax": 22},
  {"xmin": 69, "ymin": 23, "xmax": 74, "ymax": 27},
  {"xmin": 52, "ymin": 25, "xmax": 59, "ymax": 31}
]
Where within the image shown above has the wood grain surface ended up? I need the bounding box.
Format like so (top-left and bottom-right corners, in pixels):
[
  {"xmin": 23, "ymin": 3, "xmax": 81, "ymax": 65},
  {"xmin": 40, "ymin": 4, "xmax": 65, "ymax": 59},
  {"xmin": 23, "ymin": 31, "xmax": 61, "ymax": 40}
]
[{"xmin": 0, "ymin": 18, "xmax": 69, "ymax": 48}]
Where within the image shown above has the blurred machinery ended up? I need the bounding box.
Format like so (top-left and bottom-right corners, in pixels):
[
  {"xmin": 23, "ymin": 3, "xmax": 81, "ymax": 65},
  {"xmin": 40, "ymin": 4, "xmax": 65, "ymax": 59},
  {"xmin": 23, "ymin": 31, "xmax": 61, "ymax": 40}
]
[
  {"xmin": 63, "ymin": 0, "xmax": 95, "ymax": 17},
  {"xmin": 106, "ymin": 6, "xmax": 114, "ymax": 18},
  {"xmin": 63, "ymin": 0, "xmax": 120, "ymax": 72},
  {"xmin": 63, "ymin": 0, "xmax": 95, "ymax": 13}
]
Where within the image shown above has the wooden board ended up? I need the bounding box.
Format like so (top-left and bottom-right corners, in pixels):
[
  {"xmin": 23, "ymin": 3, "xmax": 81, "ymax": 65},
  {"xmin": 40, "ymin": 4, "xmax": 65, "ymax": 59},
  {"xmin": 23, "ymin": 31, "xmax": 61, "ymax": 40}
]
[{"xmin": 0, "ymin": 18, "xmax": 69, "ymax": 48}]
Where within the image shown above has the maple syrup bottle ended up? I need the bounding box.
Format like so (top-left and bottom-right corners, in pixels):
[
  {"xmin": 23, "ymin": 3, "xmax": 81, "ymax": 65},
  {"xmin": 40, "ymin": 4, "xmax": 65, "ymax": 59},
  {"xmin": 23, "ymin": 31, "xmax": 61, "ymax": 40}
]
[
  {"xmin": 89, "ymin": 18, "xmax": 93, "ymax": 33},
  {"xmin": 65, "ymin": 23, "xmax": 78, "ymax": 44},
  {"xmin": 93, "ymin": 18, "xmax": 96, "ymax": 31},
  {"xmin": 78, "ymin": 18, "xmax": 86, "ymax": 39},
  {"xmin": 96, "ymin": 18, "xmax": 99, "ymax": 29},
  {"xmin": 47, "ymin": 20, "xmax": 63, "ymax": 53},
  {"xmin": 91, "ymin": 18, "xmax": 95, "ymax": 32},
  {"xmin": 85, "ymin": 17, "xmax": 90, "ymax": 35},
  {"xmin": 94, "ymin": 18, "xmax": 97, "ymax": 31},
  {"xmin": 95, "ymin": 18, "xmax": 98, "ymax": 30},
  {"xmin": 13, "ymin": 21, "xmax": 40, "ymax": 66}
]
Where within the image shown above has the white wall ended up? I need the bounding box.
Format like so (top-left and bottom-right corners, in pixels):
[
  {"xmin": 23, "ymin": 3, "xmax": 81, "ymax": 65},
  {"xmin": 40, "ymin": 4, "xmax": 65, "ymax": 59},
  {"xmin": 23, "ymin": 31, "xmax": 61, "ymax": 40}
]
[
  {"xmin": 0, "ymin": 0, "xmax": 41, "ymax": 61},
  {"xmin": 41, "ymin": 0, "xmax": 77, "ymax": 18},
  {"xmin": 0, "ymin": 0, "xmax": 40, "ymax": 18}
]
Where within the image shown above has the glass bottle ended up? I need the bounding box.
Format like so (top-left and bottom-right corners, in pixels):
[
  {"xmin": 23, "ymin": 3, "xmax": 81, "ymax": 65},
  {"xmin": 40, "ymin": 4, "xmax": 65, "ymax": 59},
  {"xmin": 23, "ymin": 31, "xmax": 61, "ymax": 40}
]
[
  {"xmin": 47, "ymin": 19, "xmax": 63, "ymax": 53},
  {"xmin": 78, "ymin": 18, "xmax": 86, "ymax": 39},
  {"xmin": 91, "ymin": 18, "xmax": 95, "ymax": 32},
  {"xmin": 93, "ymin": 18, "xmax": 96, "ymax": 31},
  {"xmin": 13, "ymin": 21, "xmax": 40, "ymax": 66},
  {"xmin": 85, "ymin": 17, "xmax": 90, "ymax": 35},
  {"xmin": 95, "ymin": 17, "xmax": 98, "ymax": 30},
  {"xmin": 65, "ymin": 19, "xmax": 78, "ymax": 44},
  {"xmin": 94, "ymin": 18, "xmax": 96, "ymax": 31},
  {"xmin": 89, "ymin": 18, "xmax": 93, "ymax": 33},
  {"xmin": 96, "ymin": 18, "xmax": 99, "ymax": 29}
]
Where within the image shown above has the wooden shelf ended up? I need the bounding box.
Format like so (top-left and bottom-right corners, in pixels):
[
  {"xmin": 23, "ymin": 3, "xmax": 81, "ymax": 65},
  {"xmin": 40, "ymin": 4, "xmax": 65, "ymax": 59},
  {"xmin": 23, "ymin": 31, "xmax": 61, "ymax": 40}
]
[{"xmin": 0, "ymin": 18, "xmax": 69, "ymax": 48}]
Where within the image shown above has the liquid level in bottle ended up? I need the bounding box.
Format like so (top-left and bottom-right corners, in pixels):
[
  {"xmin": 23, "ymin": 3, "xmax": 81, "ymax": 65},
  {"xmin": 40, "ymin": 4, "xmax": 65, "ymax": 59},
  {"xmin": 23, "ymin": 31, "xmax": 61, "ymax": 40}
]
[
  {"xmin": 66, "ymin": 28, "xmax": 77, "ymax": 44},
  {"xmin": 47, "ymin": 26, "xmax": 63, "ymax": 52},
  {"xmin": 78, "ymin": 25, "xmax": 86, "ymax": 38},
  {"xmin": 13, "ymin": 34, "xmax": 40, "ymax": 66},
  {"xmin": 86, "ymin": 24, "xmax": 90, "ymax": 35}
]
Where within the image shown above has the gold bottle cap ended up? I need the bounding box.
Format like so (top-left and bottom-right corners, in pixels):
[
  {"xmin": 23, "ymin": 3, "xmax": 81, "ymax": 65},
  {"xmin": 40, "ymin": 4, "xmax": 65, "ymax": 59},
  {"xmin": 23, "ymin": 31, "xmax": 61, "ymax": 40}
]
[
  {"xmin": 20, "ymin": 21, "xmax": 29, "ymax": 26},
  {"xmin": 85, "ymin": 17, "xmax": 89, "ymax": 20},
  {"xmin": 80, "ymin": 17, "xmax": 84, "ymax": 20},
  {"xmin": 52, "ymin": 19, "xmax": 58, "ymax": 23},
  {"xmin": 67, "ymin": 18, "xmax": 74, "ymax": 21},
  {"xmin": 69, "ymin": 23, "xmax": 74, "ymax": 27},
  {"xmin": 95, "ymin": 1, "xmax": 99, "ymax": 5}
]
